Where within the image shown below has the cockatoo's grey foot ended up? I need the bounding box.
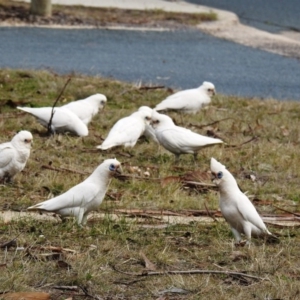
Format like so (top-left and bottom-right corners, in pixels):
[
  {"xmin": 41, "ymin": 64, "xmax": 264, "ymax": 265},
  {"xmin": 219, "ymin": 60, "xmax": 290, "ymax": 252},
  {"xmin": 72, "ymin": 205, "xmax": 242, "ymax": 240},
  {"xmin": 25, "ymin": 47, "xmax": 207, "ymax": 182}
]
[
  {"xmin": 193, "ymin": 152, "xmax": 198, "ymax": 162},
  {"xmin": 234, "ymin": 240, "xmax": 249, "ymax": 247},
  {"xmin": 1, "ymin": 175, "xmax": 13, "ymax": 185},
  {"xmin": 174, "ymin": 154, "xmax": 180, "ymax": 163}
]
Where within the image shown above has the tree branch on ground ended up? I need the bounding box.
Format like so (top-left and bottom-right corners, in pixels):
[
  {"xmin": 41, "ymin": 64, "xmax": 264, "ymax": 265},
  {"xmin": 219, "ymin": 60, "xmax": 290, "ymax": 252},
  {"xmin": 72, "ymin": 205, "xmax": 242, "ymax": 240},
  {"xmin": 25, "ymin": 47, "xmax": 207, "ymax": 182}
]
[
  {"xmin": 111, "ymin": 264, "xmax": 268, "ymax": 282},
  {"xmin": 47, "ymin": 77, "xmax": 71, "ymax": 135}
]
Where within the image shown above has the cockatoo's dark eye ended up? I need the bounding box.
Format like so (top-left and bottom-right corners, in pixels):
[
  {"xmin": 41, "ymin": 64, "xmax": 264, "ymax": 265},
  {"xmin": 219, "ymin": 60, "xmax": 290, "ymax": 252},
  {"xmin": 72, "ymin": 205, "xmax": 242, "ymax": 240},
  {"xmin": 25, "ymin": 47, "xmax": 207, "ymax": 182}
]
[
  {"xmin": 145, "ymin": 116, "xmax": 151, "ymax": 121},
  {"xmin": 109, "ymin": 164, "xmax": 116, "ymax": 171},
  {"xmin": 101, "ymin": 100, "xmax": 106, "ymax": 105},
  {"xmin": 24, "ymin": 139, "xmax": 30, "ymax": 143},
  {"xmin": 217, "ymin": 171, "xmax": 223, "ymax": 179}
]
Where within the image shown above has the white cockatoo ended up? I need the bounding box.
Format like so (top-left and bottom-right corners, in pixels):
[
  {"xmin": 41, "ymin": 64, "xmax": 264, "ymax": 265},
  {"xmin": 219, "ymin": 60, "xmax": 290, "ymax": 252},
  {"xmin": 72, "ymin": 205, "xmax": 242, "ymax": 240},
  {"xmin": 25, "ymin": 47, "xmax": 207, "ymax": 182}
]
[
  {"xmin": 210, "ymin": 157, "xmax": 272, "ymax": 244},
  {"xmin": 155, "ymin": 81, "xmax": 215, "ymax": 114},
  {"xmin": 97, "ymin": 109, "xmax": 152, "ymax": 150},
  {"xmin": 151, "ymin": 111, "xmax": 223, "ymax": 162},
  {"xmin": 28, "ymin": 158, "xmax": 121, "ymax": 225},
  {"xmin": 138, "ymin": 106, "xmax": 158, "ymax": 143},
  {"xmin": 61, "ymin": 93, "xmax": 107, "ymax": 126},
  {"xmin": 17, "ymin": 106, "xmax": 88, "ymax": 137},
  {"xmin": 0, "ymin": 130, "xmax": 33, "ymax": 182}
]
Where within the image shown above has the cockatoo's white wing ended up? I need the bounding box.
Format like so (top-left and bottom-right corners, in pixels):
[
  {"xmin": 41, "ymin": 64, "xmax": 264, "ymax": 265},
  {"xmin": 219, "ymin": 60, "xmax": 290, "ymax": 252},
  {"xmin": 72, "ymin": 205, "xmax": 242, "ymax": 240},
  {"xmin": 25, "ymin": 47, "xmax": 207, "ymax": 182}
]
[
  {"xmin": 17, "ymin": 107, "xmax": 88, "ymax": 136},
  {"xmin": 62, "ymin": 101, "xmax": 94, "ymax": 125},
  {"xmin": 158, "ymin": 127, "xmax": 222, "ymax": 153},
  {"xmin": 61, "ymin": 94, "xmax": 106, "ymax": 125},
  {"xmin": 51, "ymin": 108, "xmax": 89, "ymax": 136},
  {"xmin": 63, "ymin": 101, "xmax": 90, "ymax": 117},
  {"xmin": 155, "ymin": 89, "xmax": 201, "ymax": 111},
  {"xmin": 0, "ymin": 144, "xmax": 14, "ymax": 169},
  {"xmin": 18, "ymin": 107, "xmax": 72, "ymax": 128},
  {"xmin": 98, "ymin": 116, "xmax": 144, "ymax": 149},
  {"xmin": 28, "ymin": 182, "xmax": 98, "ymax": 212},
  {"xmin": 236, "ymin": 192, "xmax": 269, "ymax": 232}
]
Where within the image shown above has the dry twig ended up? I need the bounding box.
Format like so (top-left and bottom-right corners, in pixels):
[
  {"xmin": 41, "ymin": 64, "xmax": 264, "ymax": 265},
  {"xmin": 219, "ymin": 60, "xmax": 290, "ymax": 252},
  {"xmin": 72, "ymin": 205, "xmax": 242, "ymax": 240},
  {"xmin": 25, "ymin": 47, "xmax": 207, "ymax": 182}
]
[
  {"xmin": 111, "ymin": 264, "xmax": 268, "ymax": 282},
  {"xmin": 0, "ymin": 234, "xmax": 20, "ymax": 249},
  {"xmin": 204, "ymin": 202, "xmax": 219, "ymax": 222},
  {"xmin": 189, "ymin": 117, "xmax": 232, "ymax": 129},
  {"xmin": 52, "ymin": 286, "xmax": 79, "ymax": 291},
  {"xmin": 272, "ymin": 205, "xmax": 300, "ymax": 217},
  {"xmin": 225, "ymin": 136, "xmax": 259, "ymax": 148},
  {"xmin": 41, "ymin": 164, "xmax": 89, "ymax": 175},
  {"xmin": 138, "ymin": 85, "xmax": 165, "ymax": 90},
  {"xmin": 183, "ymin": 180, "xmax": 216, "ymax": 188},
  {"xmin": 47, "ymin": 77, "xmax": 71, "ymax": 135}
]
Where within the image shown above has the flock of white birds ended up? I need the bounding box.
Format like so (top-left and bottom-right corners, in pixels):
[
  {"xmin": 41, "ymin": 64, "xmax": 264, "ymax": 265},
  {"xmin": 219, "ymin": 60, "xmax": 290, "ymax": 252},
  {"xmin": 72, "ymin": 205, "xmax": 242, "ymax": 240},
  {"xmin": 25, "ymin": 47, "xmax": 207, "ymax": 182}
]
[{"xmin": 0, "ymin": 81, "xmax": 273, "ymax": 245}]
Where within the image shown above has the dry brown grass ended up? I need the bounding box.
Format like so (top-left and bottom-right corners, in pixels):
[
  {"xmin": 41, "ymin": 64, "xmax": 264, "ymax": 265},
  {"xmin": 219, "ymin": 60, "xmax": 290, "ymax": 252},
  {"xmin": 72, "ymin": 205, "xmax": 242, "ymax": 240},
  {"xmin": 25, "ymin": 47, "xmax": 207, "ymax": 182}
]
[{"xmin": 0, "ymin": 69, "xmax": 300, "ymax": 299}]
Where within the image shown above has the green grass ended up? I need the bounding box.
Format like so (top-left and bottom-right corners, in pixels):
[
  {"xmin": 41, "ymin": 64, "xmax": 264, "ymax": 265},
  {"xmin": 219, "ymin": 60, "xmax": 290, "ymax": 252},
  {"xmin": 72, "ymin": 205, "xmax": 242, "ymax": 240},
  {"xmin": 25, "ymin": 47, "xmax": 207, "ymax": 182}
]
[{"xmin": 0, "ymin": 69, "xmax": 300, "ymax": 299}]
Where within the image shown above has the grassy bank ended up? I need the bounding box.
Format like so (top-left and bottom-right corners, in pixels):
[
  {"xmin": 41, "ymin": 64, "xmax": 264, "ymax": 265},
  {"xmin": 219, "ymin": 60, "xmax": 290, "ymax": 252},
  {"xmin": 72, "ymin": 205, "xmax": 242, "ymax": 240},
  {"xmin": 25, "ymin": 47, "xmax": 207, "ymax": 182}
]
[{"xmin": 0, "ymin": 69, "xmax": 300, "ymax": 299}]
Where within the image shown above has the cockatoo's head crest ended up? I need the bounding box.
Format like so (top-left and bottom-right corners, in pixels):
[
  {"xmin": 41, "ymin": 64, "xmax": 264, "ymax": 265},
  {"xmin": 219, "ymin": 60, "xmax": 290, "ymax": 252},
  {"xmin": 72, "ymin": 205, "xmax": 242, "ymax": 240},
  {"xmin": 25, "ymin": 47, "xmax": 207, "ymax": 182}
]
[
  {"xmin": 136, "ymin": 109, "xmax": 152, "ymax": 125},
  {"xmin": 210, "ymin": 157, "xmax": 227, "ymax": 185},
  {"xmin": 12, "ymin": 130, "xmax": 33, "ymax": 149},
  {"xmin": 138, "ymin": 106, "xmax": 153, "ymax": 114},
  {"xmin": 99, "ymin": 158, "xmax": 122, "ymax": 177},
  {"xmin": 87, "ymin": 93, "xmax": 107, "ymax": 108},
  {"xmin": 150, "ymin": 110, "xmax": 174, "ymax": 130},
  {"xmin": 201, "ymin": 81, "xmax": 216, "ymax": 97}
]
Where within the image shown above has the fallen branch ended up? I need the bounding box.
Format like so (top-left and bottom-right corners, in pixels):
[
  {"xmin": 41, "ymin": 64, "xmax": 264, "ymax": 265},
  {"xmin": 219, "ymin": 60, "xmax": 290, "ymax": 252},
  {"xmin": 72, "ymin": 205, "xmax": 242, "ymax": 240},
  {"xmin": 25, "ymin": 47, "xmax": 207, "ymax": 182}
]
[
  {"xmin": 52, "ymin": 286, "xmax": 79, "ymax": 291},
  {"xmin": 113, "ymin": 209, "xmax": 220, "ymax": 217},
  {"xmin": 183, "ymin": 181, "xmax": 216, "ymax": 188},
  {"xmin": 47, "ymin": 77, "xmax": 71, "ymax": 135},
  {"xmin": 189, "ymin": 117, "xmax": 232, "ymax": 129},
  {"xmin": 81, "ymin": 148, "xmax": 102, "ymax": 153},
  {"xmin": 114, "ymin": 209, "xmax": 184, "ymax": 217},
  {"xmin": 41, "ymin": 165, "xmax": 89, "ymax": 175},
  {"xmin": 29, "ymin": 245, "xmax": 77, "ymax": 253},
  {"xmin": 115, "ymin": 151, "xmax": 134, "ymax": 158},
  {"xmin": 0, "ymin": 234, "xmax": 20, "ymax": 249},
  {"xmin": 204, "ymin": 202, "xmax": 219, "ymax": 223},
  {"xmin": 225, "ymin": 136, "xmax": 258, "ymax": 148},
  {"xmin": 113, "ymin": 279, "xmax": 146, "ymax": 286},
  {"xmin": 115, "ymin": 174, "xmax": 160, "ymax": 181},
  {"xmin": 272, "ymin": 205, "xmax": 300, "ymax": 218},
  {"xmin": 139, "ymin": 85, "xmax": 165, "ymax": 90},
  {"xmin": 111, "ymin": 265, "xmax": 267, "ymax": 281},
  {"xmin": 79, "ymin": 286, "xmax": 102, "ymax": 300}
]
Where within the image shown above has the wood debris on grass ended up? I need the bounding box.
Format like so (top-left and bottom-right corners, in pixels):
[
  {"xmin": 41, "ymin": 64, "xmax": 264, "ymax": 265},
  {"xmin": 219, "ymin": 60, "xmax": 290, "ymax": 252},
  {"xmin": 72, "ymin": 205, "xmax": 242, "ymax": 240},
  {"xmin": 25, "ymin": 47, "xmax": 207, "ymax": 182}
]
[
  {"xmin": 41, "ymin": 164, "xmax": 89, "ymax": 175},
  {"xmin": 161, "ymin": 170, "xmax": 216, "ymax": 192},
  {"xmin": 0, "ymin": 292, "xmax": 50, "ymax": 300},
  {"xmin": 139, "ymin": 251, "xmax": 157, "ymax": 271},
  {"xmin": 0, "ymin": 235, "xmax": 19, "ymax": 249},
  {"xmin": 111, "ymin": 264, "xmax": 268, "ymax": 283},
  {"xmin": 24, "ymin": 245, "xmax": 78, "ymax": 262},
  {"xmin": 2, "ymin": 208, "xmax": 300, "ymax": 227},
  {"xmin": 39, "ymin": 159, "xmax": 218, "ymax": 193}
]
